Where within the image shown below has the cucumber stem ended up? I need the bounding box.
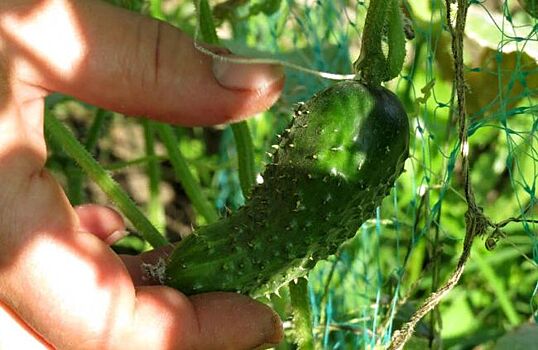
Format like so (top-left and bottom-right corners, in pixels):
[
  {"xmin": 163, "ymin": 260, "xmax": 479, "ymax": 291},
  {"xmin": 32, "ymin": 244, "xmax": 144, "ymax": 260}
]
[
  {"xmin": 44, "ymin": 112, "xmax": 168, "ymax": 248},
  {"xmin": 354, "ymin": 0, "xmax": 406, "ymax": 85}
]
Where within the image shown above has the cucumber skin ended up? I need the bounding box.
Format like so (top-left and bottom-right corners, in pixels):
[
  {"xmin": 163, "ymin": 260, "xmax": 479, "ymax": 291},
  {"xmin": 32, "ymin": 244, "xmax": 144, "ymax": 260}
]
[{"xmin": 165, "ymin": 80, "xmax": 409, "ymax": 298}]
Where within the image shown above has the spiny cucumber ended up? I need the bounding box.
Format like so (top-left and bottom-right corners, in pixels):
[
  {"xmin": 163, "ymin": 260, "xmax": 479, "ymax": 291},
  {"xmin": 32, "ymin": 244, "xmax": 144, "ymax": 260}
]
[{"xmin": 165, "ymin": 80, "xmax": 409, "ymax": 298}]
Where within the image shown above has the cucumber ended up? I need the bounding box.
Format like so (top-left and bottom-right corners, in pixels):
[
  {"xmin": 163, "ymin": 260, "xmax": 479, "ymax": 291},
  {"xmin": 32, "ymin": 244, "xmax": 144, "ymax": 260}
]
[{"xmin": 165, "ymin": 80, "xmax": 409, "ymax": 297}]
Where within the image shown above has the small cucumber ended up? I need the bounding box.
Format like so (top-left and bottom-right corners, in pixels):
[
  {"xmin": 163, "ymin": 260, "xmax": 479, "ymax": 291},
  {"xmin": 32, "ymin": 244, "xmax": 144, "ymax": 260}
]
[{"xmin": 165, "ymin": 80, "xmax": 409, "ymax": 297}]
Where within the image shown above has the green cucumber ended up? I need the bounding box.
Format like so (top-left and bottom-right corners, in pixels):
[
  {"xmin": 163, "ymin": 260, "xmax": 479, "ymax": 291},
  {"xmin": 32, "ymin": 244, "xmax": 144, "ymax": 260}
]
[{"xmin": 165, "ymin": 80, "xmax": 409, "ymax": 297}]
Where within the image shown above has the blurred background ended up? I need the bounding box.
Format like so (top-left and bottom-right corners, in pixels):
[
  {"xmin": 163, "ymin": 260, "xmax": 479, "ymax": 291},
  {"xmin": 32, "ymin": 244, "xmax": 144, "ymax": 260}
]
[{"xmin": 45, "ymin": 0, "xmax": 538, "ymax": 348}]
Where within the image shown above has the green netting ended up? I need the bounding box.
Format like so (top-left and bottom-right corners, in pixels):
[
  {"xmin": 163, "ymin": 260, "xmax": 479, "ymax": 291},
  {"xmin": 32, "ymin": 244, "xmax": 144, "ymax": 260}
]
[{"xmin": 46, "ymin": 0, "xmax": 538, "ymax": 348}]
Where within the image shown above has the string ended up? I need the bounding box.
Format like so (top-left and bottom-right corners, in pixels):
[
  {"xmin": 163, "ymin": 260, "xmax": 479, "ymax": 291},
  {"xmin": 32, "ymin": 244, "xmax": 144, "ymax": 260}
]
[{"xmin": 192, "ymin": 0, "xmax": 356, "ymax": 81}]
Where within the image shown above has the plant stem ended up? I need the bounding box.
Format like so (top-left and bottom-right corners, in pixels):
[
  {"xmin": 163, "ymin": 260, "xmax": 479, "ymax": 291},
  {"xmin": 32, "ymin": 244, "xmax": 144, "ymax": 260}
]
[
  {"xmin": 86, "ymin": 108, "xmax": 110, "ymax": 151},
  {"xmin": 66, "ymin": 108, "xmax": 110, "ymax": 205},
  {"xmin": 155, "ymin": 124, "xmax": 219, "ymax": 224},
  {"xmin": 354, "ymin": 0, "xmax": 390, "ymax": 84},
  {"xmin": 386, "ymin": 0, "xmax": 406, "ymax": 79},
  {"xmin": 354, "ymin": 0, "xmax": 405, "ymax": 85},
  {"xmin": 197, "ymin": 0, "xmax": 257, "ymax": 196},
  {"xmin": 44, "ymin": 112, "xmax": 168, "ymax": 248},
  {"xmin": 196, "ymin": 0, "xmax": 219, "ymax": 45},
  {"xmin": 143, "ymin": 120, "xmax": 167, "ymax": 234}
]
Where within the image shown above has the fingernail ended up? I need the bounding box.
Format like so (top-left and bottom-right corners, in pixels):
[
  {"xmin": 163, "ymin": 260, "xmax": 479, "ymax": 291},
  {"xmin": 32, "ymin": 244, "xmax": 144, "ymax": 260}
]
[
  {"xmin": 105, "ymin": 230, "xmax": 128, "ymax": 245},
  {"xmin": 255, "ymin": 313, "xmax": 283, "ymax": 349},
  {"xmin": 213, "ymin": 56, "xmax": 284, "ymax": 91}
]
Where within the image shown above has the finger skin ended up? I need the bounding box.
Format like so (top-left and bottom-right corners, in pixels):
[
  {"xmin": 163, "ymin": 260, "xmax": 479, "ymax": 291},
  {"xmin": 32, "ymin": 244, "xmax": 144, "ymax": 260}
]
[
  {"xmin": 0, "ymin": 0, "xmax": 284, "ymax": 126},
  {"xmin": 1, "ymin": 240, "xmax": 283, "ymax": 349},
  {"xmin": 73, "ymin": 204, "xmax": 175, "ymax": 285},
  {"xmin": 130, "ymin": 289, "xmax": 283, "ymax": 350},
  {"xmin": 74, "ymin": 203, "xmax": 175, "ymax": 284},
  {"xmin": 75, "ymin": 204, "xmax": 126, "ymax": 244},
  {"xmin": 121, "ymin": 245, "xmax": 174, "ymax": 286},
  {"xmin": 1, "ymin": 205, "xmax": 282, "ymax": 349},
  {"xmin": 189, "ymin": 292, "xmax": 284, "ymax": 349}
]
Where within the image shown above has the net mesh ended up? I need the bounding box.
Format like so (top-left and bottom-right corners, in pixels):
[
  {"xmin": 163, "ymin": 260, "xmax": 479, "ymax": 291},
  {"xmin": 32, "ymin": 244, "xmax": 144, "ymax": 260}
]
[{"xmin": 49, "ymin": 0, "xmax": 538, "ymax": 348}]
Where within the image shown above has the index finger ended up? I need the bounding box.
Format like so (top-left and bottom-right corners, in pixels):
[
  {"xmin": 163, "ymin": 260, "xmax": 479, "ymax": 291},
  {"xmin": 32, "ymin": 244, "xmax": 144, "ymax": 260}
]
[{"xmin": 0, "ymin": 0, "xmax": 284, "ymax": 125}]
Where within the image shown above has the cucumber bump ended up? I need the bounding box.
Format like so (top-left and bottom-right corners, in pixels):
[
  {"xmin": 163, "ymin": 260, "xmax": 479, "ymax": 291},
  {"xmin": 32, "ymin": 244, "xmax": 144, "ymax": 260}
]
[{"xmin": 165, "ymin": 79, "xmax": 409, "ymax": 298}]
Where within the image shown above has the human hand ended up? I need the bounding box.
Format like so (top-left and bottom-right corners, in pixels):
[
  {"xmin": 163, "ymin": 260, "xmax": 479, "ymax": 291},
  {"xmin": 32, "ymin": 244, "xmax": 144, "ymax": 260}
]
[{"xmin": 0, "ymin": 1, "xmax": 284, "ymax": 349}]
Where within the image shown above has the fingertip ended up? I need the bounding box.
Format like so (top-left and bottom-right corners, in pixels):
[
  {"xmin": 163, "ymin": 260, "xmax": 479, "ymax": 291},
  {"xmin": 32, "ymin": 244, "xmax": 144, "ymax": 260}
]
[
  {"xmin": 212, "ymin": 55, "xmax": 285, "ymax": 92},
  {"xmin": 75, "ymin": 204, "xmax": 126, "ymax": 244},
  {"xmin": 190, "ymin": 292, "xmax": 283, "ymax": 349},
  {"xmin": 197, "ymin": 75, "xmax": 285, "ymax": 126},
  {"xmin": 144, "ymin": 32, "xmax": 286, "ymax": 126},
  {"xmin": 228, "ymin": 75, "xmax": 286, "ymax": 123},
  {"xmin": 128, "ymin": 288, "xmax": 283, "ymax": 350}
]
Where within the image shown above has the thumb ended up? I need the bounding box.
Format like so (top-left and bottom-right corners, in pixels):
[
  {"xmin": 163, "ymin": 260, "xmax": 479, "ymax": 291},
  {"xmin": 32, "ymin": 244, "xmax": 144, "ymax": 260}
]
[
  {"xmin": 129, "ymin": 289, "xmax": 283, "ymax": 350},
  {"xmin": 0, "ymin": 0, "xmax": 284, "ymax": 126}
]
